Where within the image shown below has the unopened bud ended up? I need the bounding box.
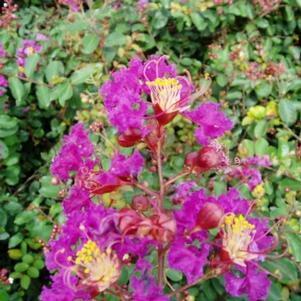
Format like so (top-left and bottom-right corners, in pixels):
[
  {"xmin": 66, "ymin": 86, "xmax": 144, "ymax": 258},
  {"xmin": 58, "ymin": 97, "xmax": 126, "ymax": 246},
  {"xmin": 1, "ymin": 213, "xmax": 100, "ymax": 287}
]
[{"xmin": 196, "ymin": 202, "xmax": 224, "ymax": 230}]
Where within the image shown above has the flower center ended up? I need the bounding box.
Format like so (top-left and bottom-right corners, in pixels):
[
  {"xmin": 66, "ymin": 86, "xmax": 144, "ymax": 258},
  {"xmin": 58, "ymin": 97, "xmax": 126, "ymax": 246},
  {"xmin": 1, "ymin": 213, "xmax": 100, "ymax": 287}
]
[
  {"xmin": 222, "ymin": 214, "xmax": 256, "ymax": 266},
  {"xmin": 26, "ymin": 47, "xmax": 35, "ymax": 55},
  {"xmin": 75, "ymin": 240, "xmax": 120, "ymax": 292},
  {"xmin": 146, "ymin": 78, "xmax": 182, "ymax": 113}
]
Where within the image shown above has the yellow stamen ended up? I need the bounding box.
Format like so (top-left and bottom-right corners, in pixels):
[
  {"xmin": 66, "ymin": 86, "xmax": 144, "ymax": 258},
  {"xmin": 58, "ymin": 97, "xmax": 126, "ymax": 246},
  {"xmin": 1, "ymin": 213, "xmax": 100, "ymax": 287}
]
[
  {"xmin": 222, "ymin": 214, "xmax": 257, "ymax": 266},
  {"xmin": 146, "ymin": 77, "xmax": 182, "ymax": 113},
  {"xmin": 75, "ymin": 240, "xmax": 120, "ymax": 292}
]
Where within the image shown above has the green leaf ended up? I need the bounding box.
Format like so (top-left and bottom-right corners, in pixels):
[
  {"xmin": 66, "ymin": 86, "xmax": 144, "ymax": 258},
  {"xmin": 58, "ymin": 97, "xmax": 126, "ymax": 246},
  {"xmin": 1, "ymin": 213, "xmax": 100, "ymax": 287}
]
[
  {"xmin": 216, "ymin": 74, "xmax": 228, "ymax": 87},
  {"xmin": 82, "ymin": 33, "xmax": 100, "ymax": 54},
  {"xmin": 166, "ymin": 268, "xmax": 183, "ymax": 282},
  {"xmin": 255, "ymin": 81, "xmax": 272, "ymax": 98},
  {"xmin": 70, "ymin": 65, "xmax": 95, "ymax": 85},
  {"xmin": 8, "ymin": 77, "xmax": 25, "ymax": 106},
  {"xmin": 27, "ymin": 267, "xmax": 39, "ymax": 278},
  {"xmin": 152, "ymin": 10, "xmax": 169, "ymax": 29},
  {"xmin": 286, "ymin": 232, "xmax": 301, "ymax": 262},
  {"xmin": 20, "ymin": 274, "xmax": 31, "ymax": 290},
  {"xmin": 36, "ymin": 85, "xmax": 51, "ymax": 109},
  {"xmin": 8, "ymin": 233, "xmax": 23, "ymax": 248},
  {"xmin": 0, "ymin": 208, "xmax": 7, "ymax": 227},
  {"xmin": 254, "ymin": 120, "xmax": 268, "ymax": 138},
  {"xmin": 0, "ymin": 140, "xmax": 9, "ymax": 160},
  {"xmin": 15, "ymin": 262, "xmax": 29, "ymax": 273},
  {"xmin": 33, "ymin": 259, "xmax": 44, "ymax": 270},
  {"xmin": 255, "ymin": 138, "xmax": 269, "ymax": 155},
  {"xmin": 191, "ymin": 12, "xmax": 207, "ymax": 31},
  {"xmin": 262, "ymin": 258, "xmax": 298, "ymax": 285},
  {"xmin": 0, "ymin": 290, "xmax": 10, "ymax": 301},
  {"xmin": 58, "ymin": 82, "xmax": 73, "ymax": 106},
  {"xmin": 45, "ymin": 61, "xmax": 65, "ymax": 84},
  {"xmin": 0, "ymin": 115, "xmax": 18, "ymax": 138},
  {"xmin": 278, "ymin": 99, "xmax": 298, "ymax": 126},
  {"xmin": 22, "ymin": 254, "xmax": 34, "ymax": 264},
  {"xmin": 25, "ymin": 54, "xmax": 40, "ymax": 78},
  {"xmin": 105, "ymin": 32, "xmax": 126, "ymax": 47}
]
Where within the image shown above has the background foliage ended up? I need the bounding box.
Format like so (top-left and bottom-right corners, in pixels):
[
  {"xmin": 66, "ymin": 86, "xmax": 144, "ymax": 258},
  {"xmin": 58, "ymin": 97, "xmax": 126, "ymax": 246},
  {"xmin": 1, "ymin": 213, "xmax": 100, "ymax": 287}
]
[{"xmin": 1, "ymin": 0, "xmax": 301, "ymax": 300}]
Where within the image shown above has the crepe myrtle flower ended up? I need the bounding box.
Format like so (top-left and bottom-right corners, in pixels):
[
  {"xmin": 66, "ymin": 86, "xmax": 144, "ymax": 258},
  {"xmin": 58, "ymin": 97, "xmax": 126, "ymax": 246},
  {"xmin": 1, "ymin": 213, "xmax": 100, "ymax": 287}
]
[
  {"xmin": 16, "ymin": 39, "xmax": 42, "ymax": 77},
  {"xmin": 100, "ymin": 55, "xmax": 232, "ymax": 147}
]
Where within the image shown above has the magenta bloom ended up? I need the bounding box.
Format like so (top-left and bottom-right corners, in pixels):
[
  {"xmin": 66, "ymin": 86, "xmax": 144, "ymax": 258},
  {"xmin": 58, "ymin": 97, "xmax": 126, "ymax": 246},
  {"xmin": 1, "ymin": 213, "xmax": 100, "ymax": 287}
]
[
  {"xmin": 51, "ymin": 123, "xmax": 94, "ymax": 181},
  {"xmin": 0, "ymin": 74, "xmax": 8, "ymax": 96},
  {"xmin": 58, "ymin": 0, "xmax": 82, "ymax": 11},
  {"xmin": 100, "ymin": 58, "xmax": 148, "ymax": 139},
  {"xmin": 185, "ymin": 102, "xmax": 233, "ymax": 145},
  {"xmin": 224, "ymin": 263, "xmax": 271, "ymax": 301},
  {"xmin": 131, "ymin": 275, "xmax": 169, "ymax": 301},
  {"xmin": 63, "ymin": 185, "xmax": 91, "ymax": 215},
  {"xmin": 40, "ymin": 272, "xmax": 91, "ymax": 301}
]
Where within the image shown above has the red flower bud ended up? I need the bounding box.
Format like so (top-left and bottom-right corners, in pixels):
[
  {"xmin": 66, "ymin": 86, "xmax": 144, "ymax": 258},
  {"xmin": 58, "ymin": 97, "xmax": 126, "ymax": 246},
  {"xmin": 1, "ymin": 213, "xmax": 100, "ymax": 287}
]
[
  {"xmin": 131, "ymin": 195, "xmax": 149, "ymax": 212},
  {"xmin": 185, "ymin": 142, "xmax": 228, "ymax": 173},
  {"xmin": 196, "ymin": 202, "xmax": 224, "ymax": 230},
  {"xmin": 118, "ymin": 128, "xmax": 142, "ymax": 147}
]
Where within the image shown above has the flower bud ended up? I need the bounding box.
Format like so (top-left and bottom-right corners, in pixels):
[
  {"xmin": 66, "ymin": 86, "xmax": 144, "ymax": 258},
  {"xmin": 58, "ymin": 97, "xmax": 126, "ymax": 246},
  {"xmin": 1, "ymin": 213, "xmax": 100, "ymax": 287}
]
[
  {"xmin": 118, "ymin": 128, "xmax": 142, "ymax": 147},
  {"xmin": 131, "ymin": 195, "xmax": 149, "ymax": 212},
  {"xmin": 196, "ymin": 202, "xmax": 224, "ymax": 230},
  {"xmin": 153, "ymin": 103, "xmax": 178, "ymax": 126}
]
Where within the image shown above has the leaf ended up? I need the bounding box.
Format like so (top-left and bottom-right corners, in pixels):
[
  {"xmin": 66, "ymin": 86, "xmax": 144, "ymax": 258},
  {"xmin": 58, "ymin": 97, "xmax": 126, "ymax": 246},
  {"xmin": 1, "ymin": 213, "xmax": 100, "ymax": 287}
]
[
  {"xmin": 27, "ymin": 267, "xmax": 39, "ymax": 278},
  {"xmin": 25, "ymin": 54, "xmax": 40, "ymax": 78},
  {"xmin": 8, "ymin": 233, "xmax": 23, "ymax": 248},
  {"xmin": 0, "ymin": 290, "xmax": 10, "ymax": 301},
  {"xmin": 15, "ymin": 262, "xmax": 29, "ymax": 273},
  {"xmin": 20, "ymin": 275, "xmax": 31, "ymax": 290},
  {"xmin": 278, "ymin": 99, "xmax": 298, "ymax": 126},
  {"xmin": 36, "ymin": 85, "xmax": 51, "ymax": 109},
  {"xmin": 286, "ymin": 232, "xmax": 301, "ymax": 262},
  {"xmin": 262, "ymin": 258, "xmax": 298, "ymax": 285},
  {"xmin": 0, "ymin": 208, "xmax": 7, "ymax": 227},
  {"xmin": 254, "ymin": 120, "xmax": 268, "ymax": 138},
  {"xmin": 105, "ymin": 32, "xmax": 126, "ymax": 47},
  {"xmin": 58, "ymin": 82, "xmax": 73, "ymax": 106},
  {"xmin": 152, "ymin": 10, "xmax": 169, "ymax": 29},
  {"xmin": 8, "ymin": 77, "xmax": 25, "ymax": 106},
  {"xmin": 82, "ymin": 33, "xmax": 100, "ymax": 54},
  {"xmin": 166, "ymin": 268, "xmax": 183, "ymax": 282},
  {"xmin": 45, "ymin": 61, "xmax": 65, "ymax": 84},
  {"xmin": 70, "ymin": 65, "xmax": 95, "ymax": 85},
  {"xmin": 0, "ymin": 140, "xmax": 9, "ymax": 160},
  {"xmin": 0, "ymin": 115, "xmax": 18, "ymax": 138},
  {"xmin": 191, "ymin": 12, "xmax": 207, "ymax": 31},
  {"xmin": 255, "ymin": 81, "xmax": 272, "ymax": 98},
  {"xmin": 255, "ymin": 138, "xmax": 269, "ymax": 155}
]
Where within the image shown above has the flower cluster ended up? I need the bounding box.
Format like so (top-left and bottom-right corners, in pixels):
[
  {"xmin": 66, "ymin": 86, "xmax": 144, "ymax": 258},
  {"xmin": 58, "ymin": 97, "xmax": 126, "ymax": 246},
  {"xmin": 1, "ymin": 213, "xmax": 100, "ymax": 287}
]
[
  {"xmin": 100, "ymin": 55, "xmax": 232, "ymax": 147},
  {"xmin": 16, "ymin": 40, "xmax": 42, "ymax": 77},
  {"xmin": 0, "ymin": 43, "xmax": 7, "ymax": 96},
  {"xmin": 43, "ymin": 56, "xmax": 275, "ymax": 301}
]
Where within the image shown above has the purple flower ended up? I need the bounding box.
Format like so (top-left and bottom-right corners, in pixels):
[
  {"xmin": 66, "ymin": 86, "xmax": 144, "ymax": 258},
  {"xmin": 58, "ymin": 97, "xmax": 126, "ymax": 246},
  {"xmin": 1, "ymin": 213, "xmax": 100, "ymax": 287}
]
[
  {"xmin": 110, "ymin": 150, "xmax": 144, "ymax": 179},
  {"xmin": 137, "ymin": 0, "xmax": 149, "ymax": 9},
  {"xmin": 227, "ymin": 167, "xmax": 262, "ymax": 190},
  {"xmin": 185, "ymin": 102, "xmax": 233, "ymax": 145},
  {"xmin": 131, "ymin": 275, "xmax": 169, "ymax": 301},
  {"xmin": 58, "ymin": 0, "xmax": 81, "ymax": 12},
  {"xmin": 168, "ymin": 240, "xmax": 210, "ymax": 283},
  {"xmin": 51, "ymin": 123, "xmax": 94, "ymax": 181},
  {"xmin": 16, "ymin": 39, "xmax": 42, "ymax": 77},
  {"xmin": 241, "ymin": 155, "xmax": 271, "ymax": 168},
  {"xmin": 40, "ymin": 272, "xmax": 91, "ymax": 301},
  {"xmin": 100, "ymin": 58, "xmax": 148, "ymax": 137},
  {"xmin": 172, "ymin": 181, "xmax": 197, "ymax": 204},
  {"xmin": 63, "ymin": 185, "xmax": 91, "ymax": 215},
  {"xmin": 36, "ymin": 33, "xmax": 49, "ymax": 41},
  {"xmin": 224, "ymin": 263, "xmax": 271, "ymax": 301},
  {"xmin": 0, "ymin": 74, "xmax": 8, "ymax": 96}
]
